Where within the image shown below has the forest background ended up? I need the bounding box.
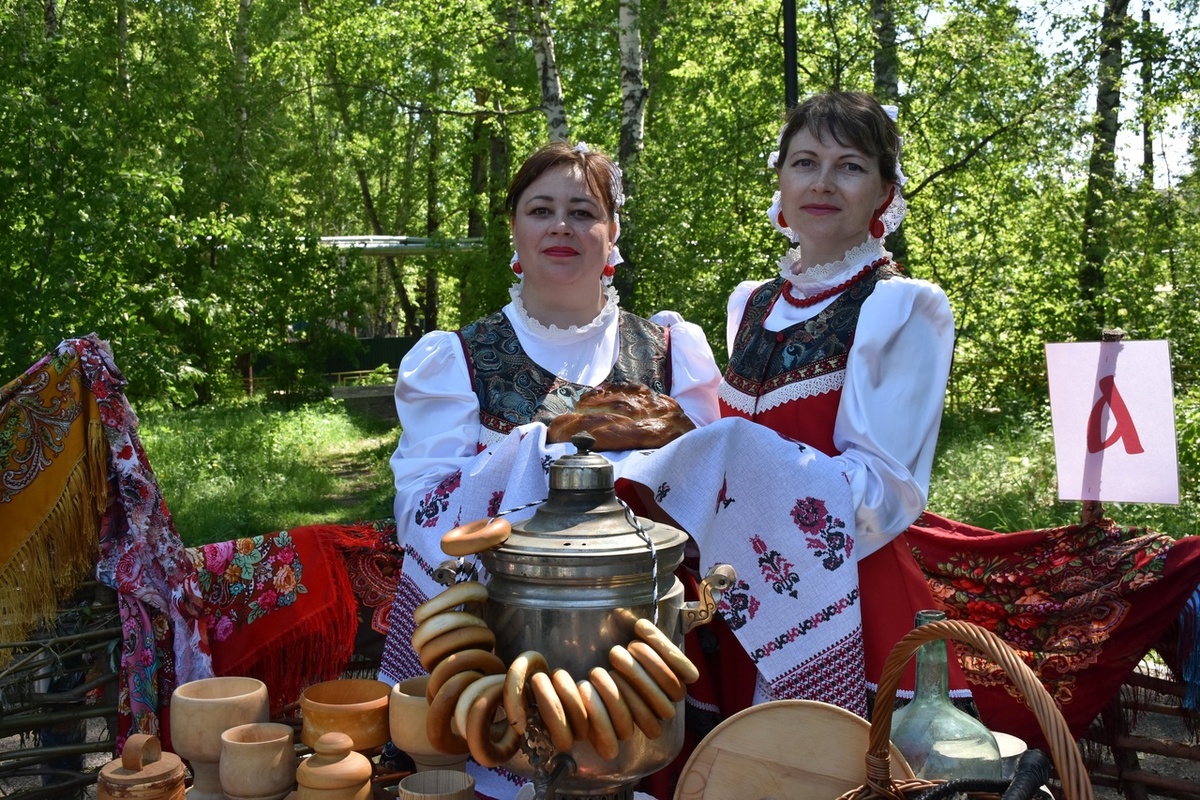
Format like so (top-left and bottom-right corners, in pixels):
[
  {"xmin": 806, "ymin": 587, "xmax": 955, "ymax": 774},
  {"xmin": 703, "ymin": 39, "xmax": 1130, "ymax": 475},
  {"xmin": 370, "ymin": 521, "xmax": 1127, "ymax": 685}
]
[{"xmin": 3, "ymin": 0, "xmax": 1200, "ymax": 532}]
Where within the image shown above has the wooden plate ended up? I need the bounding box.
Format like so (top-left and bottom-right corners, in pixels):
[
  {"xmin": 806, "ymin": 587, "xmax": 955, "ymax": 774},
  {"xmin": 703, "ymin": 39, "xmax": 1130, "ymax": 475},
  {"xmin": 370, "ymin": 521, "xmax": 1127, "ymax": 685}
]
[{"xmin": 673, "ymin": 699, "xmax": 915, "ymax": 800}]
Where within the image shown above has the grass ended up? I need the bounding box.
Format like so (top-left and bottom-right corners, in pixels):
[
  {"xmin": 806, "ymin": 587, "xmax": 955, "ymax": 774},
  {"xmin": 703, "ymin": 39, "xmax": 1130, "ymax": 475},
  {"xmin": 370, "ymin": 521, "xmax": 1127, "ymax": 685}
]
[
  {"xmin": 136, "ymin": 393, "xmax": 1198, "ymax": 549},
  {"xmin": 138, "ymin": 396, "xmax": 398, "ymax": 546},
  {"xmin": 930, "ymin": 401, "xmax": 1199, "ymax": 537}
]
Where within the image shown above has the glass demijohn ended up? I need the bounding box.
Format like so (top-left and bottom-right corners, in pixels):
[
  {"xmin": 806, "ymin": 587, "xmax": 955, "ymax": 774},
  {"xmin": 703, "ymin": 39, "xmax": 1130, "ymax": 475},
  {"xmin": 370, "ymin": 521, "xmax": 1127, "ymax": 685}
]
[{"xmin": 888, "ymin": 610, "xmax": 1002, "ymax": 780}]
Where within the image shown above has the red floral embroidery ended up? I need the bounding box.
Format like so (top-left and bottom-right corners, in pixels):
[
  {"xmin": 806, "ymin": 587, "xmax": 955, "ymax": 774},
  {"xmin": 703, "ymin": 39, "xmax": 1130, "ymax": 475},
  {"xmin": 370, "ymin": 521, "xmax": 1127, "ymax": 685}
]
[{"xmin": 791, "ymin": 497, "xmax": 852, "ymax": 571}]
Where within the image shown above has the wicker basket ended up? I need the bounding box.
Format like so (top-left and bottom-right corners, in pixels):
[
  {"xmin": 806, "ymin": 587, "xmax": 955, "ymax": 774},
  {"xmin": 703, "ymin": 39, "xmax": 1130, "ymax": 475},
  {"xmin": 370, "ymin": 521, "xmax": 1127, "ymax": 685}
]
[{"xmin": 837, "ymin": 618, "xmax": 1094, "ymax": 800}]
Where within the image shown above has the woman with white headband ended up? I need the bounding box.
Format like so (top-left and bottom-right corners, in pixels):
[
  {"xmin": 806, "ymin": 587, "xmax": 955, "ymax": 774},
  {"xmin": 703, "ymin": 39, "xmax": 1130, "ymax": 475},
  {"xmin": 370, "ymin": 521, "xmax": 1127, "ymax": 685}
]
[
  {"xmin": 381, "ymin": 140, "xmax": 721, "ymax": 800},
  {"xmin": 701, "ymin": 91, "xmax": 962, "ymax": 720}
]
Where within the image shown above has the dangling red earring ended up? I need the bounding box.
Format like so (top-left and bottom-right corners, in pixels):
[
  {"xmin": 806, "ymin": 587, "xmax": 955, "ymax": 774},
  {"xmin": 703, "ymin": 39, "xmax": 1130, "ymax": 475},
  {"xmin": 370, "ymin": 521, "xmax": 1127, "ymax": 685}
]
[
  {"xmin": 778, "ymin": 212, "xmax": 787, "ymax": 228},
  {"xmin": 870, "ymin": 187, "xmax": 894, "ymax": 239},
  {"xmin": 602, "ymin": 264, "xmax": 615, "ymax": 278},
  {"xmin": 512, "ymin": 261, "xmax": 522, "ymax": 275}
]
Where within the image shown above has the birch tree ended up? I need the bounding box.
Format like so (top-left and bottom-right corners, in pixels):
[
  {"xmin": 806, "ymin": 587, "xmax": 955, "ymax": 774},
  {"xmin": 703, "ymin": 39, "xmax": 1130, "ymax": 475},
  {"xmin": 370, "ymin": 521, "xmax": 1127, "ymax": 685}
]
[
  {"xmin": 615, "ymin": 0, "xmax": 648, "ymax": 304},
  {"xmin": 528, "ymin": 0, "xmax": 570, "ymax": 141},
  {"xmin": 618, "ymin": 0, "xmax": 648, "ymax": 166}
]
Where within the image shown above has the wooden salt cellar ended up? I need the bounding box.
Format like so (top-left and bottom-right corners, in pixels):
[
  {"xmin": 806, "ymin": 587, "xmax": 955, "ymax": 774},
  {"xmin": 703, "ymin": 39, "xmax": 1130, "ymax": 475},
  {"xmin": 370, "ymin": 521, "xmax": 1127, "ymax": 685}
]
[
  {"xmin": 97, "ymin": 733, "xmax": 186, "ymax": 800},
  {"xmin": 295, "ymin": 732, "xmax": 373, "ymax": 800}
]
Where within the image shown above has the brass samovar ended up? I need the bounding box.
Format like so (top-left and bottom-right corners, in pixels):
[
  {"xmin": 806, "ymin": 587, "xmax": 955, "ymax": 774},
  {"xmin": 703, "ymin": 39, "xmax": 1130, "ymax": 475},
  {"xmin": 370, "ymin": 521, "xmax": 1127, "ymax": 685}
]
[{"xmin": 472, "ymin": 433, "xmax": 734, "ymax": 800}]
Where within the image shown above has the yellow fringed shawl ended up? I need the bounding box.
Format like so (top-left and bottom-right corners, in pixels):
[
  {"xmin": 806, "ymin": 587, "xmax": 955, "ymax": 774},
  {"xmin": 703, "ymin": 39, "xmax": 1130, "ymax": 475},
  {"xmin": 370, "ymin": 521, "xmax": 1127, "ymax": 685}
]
[{"xmin": 0, "ymin": 350, "xmax": 109, "ymax": 668}]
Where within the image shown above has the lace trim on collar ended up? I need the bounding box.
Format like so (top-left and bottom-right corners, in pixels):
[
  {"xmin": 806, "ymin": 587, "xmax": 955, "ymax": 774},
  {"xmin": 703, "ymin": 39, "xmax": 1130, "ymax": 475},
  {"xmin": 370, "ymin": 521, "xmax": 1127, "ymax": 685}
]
[
  {"xmin": 507, "ymin": 285, "xmax": 621, "ymax": 341},
  {"xmin": 779, "ymin": 238, "xmax": 889, "ymax": 291}
]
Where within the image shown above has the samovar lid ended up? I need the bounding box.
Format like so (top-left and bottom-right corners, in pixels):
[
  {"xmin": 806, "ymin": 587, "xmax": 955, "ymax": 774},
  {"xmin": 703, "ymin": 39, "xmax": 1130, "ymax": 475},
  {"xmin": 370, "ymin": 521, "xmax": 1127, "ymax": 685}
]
[
  {"xmin": 548, "ymin": 432, "xmax": 613, "ymax": 491},
  {"xmin": 488, "ymin": 432, "xmax": 688, "ymax": 567}
]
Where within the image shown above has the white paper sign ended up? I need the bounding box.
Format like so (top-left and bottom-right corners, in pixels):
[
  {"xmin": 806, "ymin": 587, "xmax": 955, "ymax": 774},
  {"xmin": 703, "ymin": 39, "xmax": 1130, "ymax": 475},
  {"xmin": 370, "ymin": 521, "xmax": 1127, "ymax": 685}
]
[{"xmin": 1045, "ymin": 340, "xmax": 1178, "ymax": 504}]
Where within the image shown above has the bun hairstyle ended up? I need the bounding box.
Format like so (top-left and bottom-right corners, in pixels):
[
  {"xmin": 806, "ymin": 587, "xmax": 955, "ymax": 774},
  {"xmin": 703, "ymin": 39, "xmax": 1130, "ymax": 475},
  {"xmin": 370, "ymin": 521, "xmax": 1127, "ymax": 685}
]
[
  {"xmin": 505, "ymin": 141, "xmax": 624, "ymax": 221},
  {"xmin": 775, "ymin": 91, "xmax": 900, "ymax": 184}
]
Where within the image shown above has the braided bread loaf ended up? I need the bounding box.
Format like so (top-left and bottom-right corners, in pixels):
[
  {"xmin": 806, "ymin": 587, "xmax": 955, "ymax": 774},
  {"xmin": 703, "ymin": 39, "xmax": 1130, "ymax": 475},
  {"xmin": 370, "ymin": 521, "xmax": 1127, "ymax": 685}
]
[{"xmin": 545, "ymin": 383, "xmax": 695, "ymax": 451}]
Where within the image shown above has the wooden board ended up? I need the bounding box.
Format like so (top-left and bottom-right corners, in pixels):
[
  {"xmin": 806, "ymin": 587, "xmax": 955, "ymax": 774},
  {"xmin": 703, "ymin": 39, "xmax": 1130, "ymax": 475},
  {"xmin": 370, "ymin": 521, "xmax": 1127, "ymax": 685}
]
[{"xmin": 673, "ymin": 700, "xmax": 915, "ymax": 800}]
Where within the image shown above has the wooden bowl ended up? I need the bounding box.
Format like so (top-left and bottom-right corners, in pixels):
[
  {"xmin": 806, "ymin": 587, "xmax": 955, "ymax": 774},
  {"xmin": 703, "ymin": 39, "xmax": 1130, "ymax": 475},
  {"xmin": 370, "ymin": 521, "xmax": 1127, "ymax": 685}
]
[
  {"xmin": 299, "ymin": 678, "xmax": 392, "ymax": 751},
  {"xmin": 220, "ymin": 722, "xmax": 297, "ymax": 800}
]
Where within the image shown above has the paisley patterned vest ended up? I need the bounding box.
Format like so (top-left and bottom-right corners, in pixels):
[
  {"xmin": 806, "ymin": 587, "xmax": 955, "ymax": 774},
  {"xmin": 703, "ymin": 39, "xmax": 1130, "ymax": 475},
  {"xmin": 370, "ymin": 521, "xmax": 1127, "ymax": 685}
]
[
  {"xmin": 457, "ymin": 310, "xmax": 673, "ymax": 447},
  {"xmin": 718, "ymin": 263, "xmax": 902, "ymax": 456}
]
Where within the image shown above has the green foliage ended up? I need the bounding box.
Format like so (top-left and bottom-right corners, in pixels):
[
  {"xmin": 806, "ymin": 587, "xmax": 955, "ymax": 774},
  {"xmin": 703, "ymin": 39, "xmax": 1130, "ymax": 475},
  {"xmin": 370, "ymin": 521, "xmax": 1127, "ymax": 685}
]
[
  {"xmin": 138, "ymin": 397, "xmax": 398, "ymax": 546},
  {"xmin": 352, "ymin": 363, "xmax": 399, "ymax": 387},
  {"xmin": 3, "ymin": 0, "xmax": 1200, "ymax": 450},
  {"xmin": 931, "ymin": 392, "xmax": 1200, "ymax": 536},
  {"xmin": 0, "ymin": 0, "xmax": 374, "ymax": 404}
]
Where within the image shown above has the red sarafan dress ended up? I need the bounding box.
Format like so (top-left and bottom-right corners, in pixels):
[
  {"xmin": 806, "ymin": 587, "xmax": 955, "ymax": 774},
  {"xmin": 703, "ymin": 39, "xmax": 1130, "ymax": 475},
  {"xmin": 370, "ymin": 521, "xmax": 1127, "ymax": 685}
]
[{"xmin": 709, "ymin": 240, "xmax": 967, "ymax": 717}]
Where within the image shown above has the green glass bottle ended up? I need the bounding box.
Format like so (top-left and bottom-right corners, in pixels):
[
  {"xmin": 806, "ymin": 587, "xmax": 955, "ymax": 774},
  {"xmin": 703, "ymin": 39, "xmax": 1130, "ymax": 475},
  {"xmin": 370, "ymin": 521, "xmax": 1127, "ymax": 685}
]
[{"xmin": 888, "ymin": 610, "xmax": 1003, "ymax": 780}]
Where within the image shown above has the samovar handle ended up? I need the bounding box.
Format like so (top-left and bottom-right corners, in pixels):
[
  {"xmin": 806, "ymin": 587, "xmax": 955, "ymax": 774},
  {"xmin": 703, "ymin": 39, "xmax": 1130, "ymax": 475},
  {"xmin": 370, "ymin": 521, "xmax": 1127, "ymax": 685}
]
[
  {"xmin": 432, "ymin": 558, "xmax": 483, "ymax": 586},
  {"xmin": 679, "ymin": 563, "xmax": 737, "ymax": 635}
]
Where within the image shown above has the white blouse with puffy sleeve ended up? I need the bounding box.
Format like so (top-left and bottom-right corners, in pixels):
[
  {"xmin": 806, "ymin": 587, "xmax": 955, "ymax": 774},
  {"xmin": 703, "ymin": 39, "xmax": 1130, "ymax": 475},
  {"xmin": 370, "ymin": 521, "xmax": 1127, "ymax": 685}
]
[
  {"xmin": 390, "ymin": 289, "xmax": 721, "ymax": 532},
  {"xmin": 725, "ymin": 246, "xmax": 955, "ymax": 558}
]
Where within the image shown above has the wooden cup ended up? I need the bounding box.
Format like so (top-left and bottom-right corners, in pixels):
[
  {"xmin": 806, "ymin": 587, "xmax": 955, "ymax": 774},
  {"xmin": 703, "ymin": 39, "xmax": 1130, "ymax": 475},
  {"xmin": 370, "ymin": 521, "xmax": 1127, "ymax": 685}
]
[{"xmin": 397, "ymin": 769, "xmax": 476, "ymax": 800}]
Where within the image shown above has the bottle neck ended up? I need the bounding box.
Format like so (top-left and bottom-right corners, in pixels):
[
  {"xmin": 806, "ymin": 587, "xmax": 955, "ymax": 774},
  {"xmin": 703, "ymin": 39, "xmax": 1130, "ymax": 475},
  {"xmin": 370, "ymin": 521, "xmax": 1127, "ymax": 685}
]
[
  {"xmin": 913, "ymin": 638, "xmax": 950, "ymax": 700},
  {"xmin": 912, "ymin": 609, "xmax": 949, "ymax": 701}
]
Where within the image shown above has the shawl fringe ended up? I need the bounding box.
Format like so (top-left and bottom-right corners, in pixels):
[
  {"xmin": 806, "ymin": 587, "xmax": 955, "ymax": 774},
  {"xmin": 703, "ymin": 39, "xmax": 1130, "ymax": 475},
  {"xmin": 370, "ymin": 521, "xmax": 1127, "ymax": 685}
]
[
  {"xmin": 1179, "ymin": 587, "xmax": 1200, "ymax": 711},
  {"xmin": 210, "ymin": 525, "xmax": 362, "ymax": 714},
  {"xmin": 0, "ymin": 420, "xmax": 107, "ymax": 668}
]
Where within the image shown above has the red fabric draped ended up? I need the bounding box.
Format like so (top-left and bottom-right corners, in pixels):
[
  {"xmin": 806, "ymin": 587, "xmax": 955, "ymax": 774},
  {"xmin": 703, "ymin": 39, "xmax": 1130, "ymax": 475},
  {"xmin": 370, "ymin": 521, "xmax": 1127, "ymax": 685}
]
[
  {"xmin": 907, "ymin": 511, "xmax": 1200, "ymax": 749},
  {"xmin": 195, "ymin": 521, "xmax": 401, "ymax": 713}
]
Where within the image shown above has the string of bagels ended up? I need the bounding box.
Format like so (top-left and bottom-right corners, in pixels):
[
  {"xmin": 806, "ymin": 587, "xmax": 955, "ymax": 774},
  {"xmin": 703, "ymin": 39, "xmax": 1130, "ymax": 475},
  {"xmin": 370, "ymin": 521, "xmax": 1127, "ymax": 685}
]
[{"xmin": 412, "ymin": 517, "xmax": 700, "ymax": 765}]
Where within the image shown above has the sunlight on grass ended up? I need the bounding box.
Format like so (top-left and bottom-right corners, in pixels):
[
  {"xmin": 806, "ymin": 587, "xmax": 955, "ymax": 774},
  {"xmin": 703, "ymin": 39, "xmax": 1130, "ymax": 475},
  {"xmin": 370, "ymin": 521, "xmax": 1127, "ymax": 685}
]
[
  {"xmin": 136, "ymin": 390, "xmax": 1197, "ymax": 548},
  {"xmin": 931, "ymin": 397, "xmax": 1199, "ymax": 536},
  {"xmin": 138, "ymin": 397, "xmax": 398, "ymax": 546}
]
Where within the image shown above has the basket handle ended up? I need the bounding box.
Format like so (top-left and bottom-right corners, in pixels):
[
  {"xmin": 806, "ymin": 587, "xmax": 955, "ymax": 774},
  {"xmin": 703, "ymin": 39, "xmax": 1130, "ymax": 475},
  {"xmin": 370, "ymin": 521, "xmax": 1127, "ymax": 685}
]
[{"xmin": 858, "ymin": 619, "xmax": 1093, "ymax": 800}]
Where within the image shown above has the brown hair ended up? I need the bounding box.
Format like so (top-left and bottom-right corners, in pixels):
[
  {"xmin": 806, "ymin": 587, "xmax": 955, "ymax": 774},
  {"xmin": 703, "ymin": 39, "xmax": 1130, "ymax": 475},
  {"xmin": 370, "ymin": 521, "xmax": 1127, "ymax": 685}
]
[
  {"xmin": 505, "ymin": 142, "xmax": 623, "ymax": 220},
  {"xmin": 776, "ymin": 92, "xmax": 900, "ymax": 184}
]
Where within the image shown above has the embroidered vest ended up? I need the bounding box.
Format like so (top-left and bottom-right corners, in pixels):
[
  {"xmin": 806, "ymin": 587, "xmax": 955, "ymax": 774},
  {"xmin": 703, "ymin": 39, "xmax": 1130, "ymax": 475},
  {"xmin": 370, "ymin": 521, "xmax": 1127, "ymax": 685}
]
[
  {"xmin": 719, "ymin": 263, "xmax": 902, "ymax": 456},
  {"xmin": 458, "ymin": 310, "xmax": 672, "ymax": 445}
]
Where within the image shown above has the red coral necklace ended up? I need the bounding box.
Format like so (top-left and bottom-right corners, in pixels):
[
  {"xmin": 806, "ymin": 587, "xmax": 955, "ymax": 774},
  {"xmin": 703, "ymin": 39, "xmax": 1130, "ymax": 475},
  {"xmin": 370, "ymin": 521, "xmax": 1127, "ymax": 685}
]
[{"xmin": 780, "ymin": 257, "xmax": 889, "ymax": 308}]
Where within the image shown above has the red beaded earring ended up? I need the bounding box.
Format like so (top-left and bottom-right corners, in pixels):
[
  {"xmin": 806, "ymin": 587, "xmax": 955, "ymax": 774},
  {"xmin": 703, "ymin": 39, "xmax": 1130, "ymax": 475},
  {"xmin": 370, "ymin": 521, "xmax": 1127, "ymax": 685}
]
[
  {"xmin": 778, "ymin": 212, "xmax": 787, "ymax": 228},
  {"xmin": 870, "ymin": 187, "xmax": 896, "ymax": 240},
  {"xmin": 602, "ymin": 265, "xmax": 615, "ymax": 278},
  {"xmin": 512, "ymin": 261, "xmax": 522, "ymax": 275}
]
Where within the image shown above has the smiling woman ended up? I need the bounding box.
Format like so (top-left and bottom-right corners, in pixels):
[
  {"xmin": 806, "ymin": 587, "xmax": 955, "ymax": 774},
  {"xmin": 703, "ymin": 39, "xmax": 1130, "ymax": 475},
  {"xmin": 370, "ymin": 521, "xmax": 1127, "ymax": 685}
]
[
  {"xmin": 381, "ymin": 139, "xmax": 722, "ymax": 800},
  {"xmin": 708, "ymin": 90, "xmax": 961, "ymax": 719}
]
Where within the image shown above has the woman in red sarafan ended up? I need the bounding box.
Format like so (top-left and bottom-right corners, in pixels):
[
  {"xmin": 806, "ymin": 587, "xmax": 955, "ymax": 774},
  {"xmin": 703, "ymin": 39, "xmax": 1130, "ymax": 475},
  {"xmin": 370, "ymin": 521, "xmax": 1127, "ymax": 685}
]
[{"xmin": 702, "ymin": 90, "xmax": 966, "ymax": 722}]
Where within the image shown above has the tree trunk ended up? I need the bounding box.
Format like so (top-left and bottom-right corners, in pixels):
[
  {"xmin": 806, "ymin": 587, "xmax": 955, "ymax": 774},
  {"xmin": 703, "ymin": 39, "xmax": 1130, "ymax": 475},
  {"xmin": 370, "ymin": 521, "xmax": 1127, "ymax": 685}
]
[
  {"xmin": 234, "ymin": 0, "xmax": 253, "ymax": 166},
  {"xmin": 468, "ymin": 90, "xmax": 489, "ymax": 240},
  {"xmin": 618, "ymin": 0, "xmax": 647, "ymax": 166},
  {"xmin": 43, "ymin": 0, "xmax": 57, "ymax": 38},
  {"xmin": 614, "ymin": 0, "xmax": 647, "ymax": 306},
  {"xmin": 116, "ymin": 0, "xmax": 129, "ymax": 96},
  {"xmin": 871, "ymin": 0, "xmax": 899, "ymax": 104},
  {"xmin": 528, "ymin": 0, "xmax": 570, "ymax": 141},
  {"xmin": 1079, "ymin": 0, "xmax": 1130, "ymax": 338},
  {"xmin": 870, "ymin": 0, "xmax": 908, "ymax": 265},
  {"xmin": 423, "ymin": 68, "xmax": 441, "ymax": 334},
  {"xmin": 1140, "ymin": 5, "xmax": 1153, "ymax": 185}
]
